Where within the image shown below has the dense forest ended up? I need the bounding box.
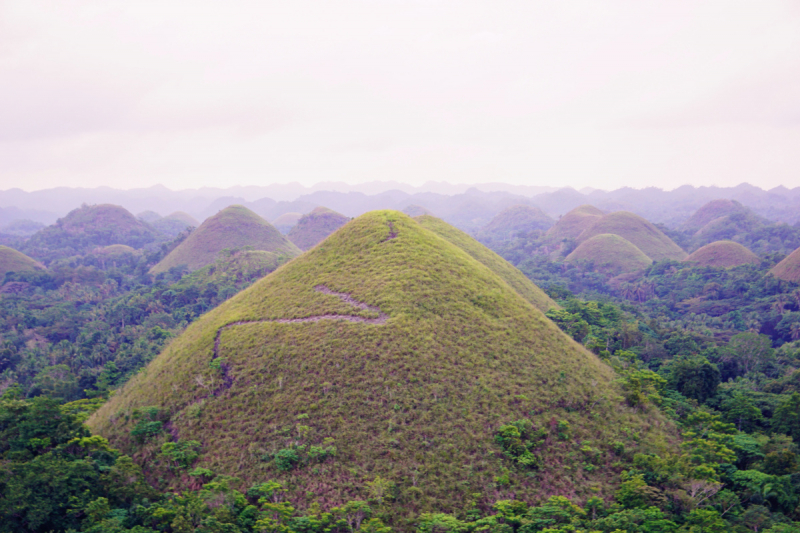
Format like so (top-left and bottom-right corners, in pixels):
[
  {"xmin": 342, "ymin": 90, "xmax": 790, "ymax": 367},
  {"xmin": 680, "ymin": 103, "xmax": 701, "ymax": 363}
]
[{"xmin": 3, "ymin": 200, "xmax": 800, "ymax": 532}]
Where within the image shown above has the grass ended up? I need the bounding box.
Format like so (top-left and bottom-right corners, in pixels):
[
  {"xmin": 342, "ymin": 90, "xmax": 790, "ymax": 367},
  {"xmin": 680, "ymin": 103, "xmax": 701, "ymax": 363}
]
[
  {"xmin": 273, "ymin": 212, "xmax": 303, "ymax": 234},
  {"xmin": 546, "ymin": 205, "xmax": 604, "ymax": 240},
  {"xmin": 682, "ymin": 199, "xmax": 748, "ymax": 234},
  {"xmin": 151, "ymin": 205, "xmax": 300, "ymax": 274},
  {"xmin": 415, "ymin": 214, "xmax": 558, "ymax": 312},
  {"xmin": 577, "ymin": 211, "xmax": 687, "ymax": 262},
  {"xmin": 478, "ymin": 205, "xmax": 553, "ymax": 241},
  {"xmin": 288, "ymin": 207, "xmax": 350, "ymax": 251},
  {"xmin": 0, "ymin": 245, "xmax": 44, "ymax": 277},
  {"xmin": 771, "ymin": 247, "xmax": 800, "ymax": 282},
  {"xmin": 685, "ymin": 240, "xmax": 759, "ymax": 268},
  {"xmin": 93, "ymin": 244, "xmax": 138, "ymax": 255},
  {"xmin": 90, "ymin": 211, "xmax": 676, "ymax": 524},
  {"xmin": 182, "ymin": 249, "xmax": 287, "ymax": 287},
  {"xmin": 565, "ymin": 234, "xmax": 652, "ymax": 274},
  {"xmin": 164, "ymin": 211, "xmax": 199, "ymax": 226},
  {"xmin": 402, "ymin": 205, "xmax": 433, "ymax": 217}
]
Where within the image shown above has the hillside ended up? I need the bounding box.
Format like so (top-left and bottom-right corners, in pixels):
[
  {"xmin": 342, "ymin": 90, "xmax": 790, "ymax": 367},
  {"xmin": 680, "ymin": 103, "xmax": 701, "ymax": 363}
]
[
  {"xmin": 477, "ymin": 204, "xmax": 553, "ymax": 242},
  {"xmin": 287, "ymin": 207, "xmax": 349, "ymax": 250},
  {"xmin": 545, "ymin": 204, "xmax": 604, "ymax": 240},
  {"xmin": 402, "ymin": 204, "xmax": 433, "ymax": 217},
  {"xmin": 273, "ymin": 212, "xmax": 303, "ymax": 234},
  {"xmin": 151, "ymin": 211, "xmax": 199, "ymax": 237},
  {"xmin": 771, "ymin": 247, "xmax": 800, "ymax": 282},
  {"xmin": 681, "ymin": 199, "xmax": 749, "ymax": 233},
  {"xmin": 685, "ymin": 240, "xmax": 760, "ymax": 268},
  {"xmin": 150, "ymin": 205, "xmax": 300, "ymax": 274},
  {"xmin": 90, "ymin": 211, "xmax": 673, "ymax": 521},
  {"xmin": 578, "ymin": 211, "xmax": 687, "ymax": 262},
  {"xmin": 23, "ymin": 204, "xmax": 161, "ymax": 263},
  {"xmin": 415, "ymin": 214, "xmax": 557, "ymax": 312},
  {"xmin": 0, "ymin": 245, "xmax": 44, "ymax": 278},
  {"xmin": 565, "ymin": 234, "xmax": 652, "ymax": 274}
]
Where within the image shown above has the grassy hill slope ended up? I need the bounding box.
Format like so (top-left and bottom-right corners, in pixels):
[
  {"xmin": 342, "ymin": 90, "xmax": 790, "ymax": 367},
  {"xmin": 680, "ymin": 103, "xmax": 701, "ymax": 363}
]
[
  {"xmin": 478, "ymin": 204, "xmax": 553, "ymax": 242},
  {"xmin": 546, "ymin": 204, "xmax": 604, "ymax": 240},
  {"xmin": 771, "ymin": 247, "xmax": 800, "ymax": 282},
  {"xmin": 685, "ymin": 240, "xmax": 760, "ymax": 268},
  {"xmin": 578, "ymin": 211, "xmax": 687, "ymax": 262},
  {"xmin": 287, "ymin": 207, "xmax": 349, "ymax": 251},
  {"xmin": 90, "ymin": 211, "xmax": 673, "ymax": 521},
  {"xmin": 415, "ymin": 214, "xmax": 557, "ymax": 312},
  {"xmin": 565, "ymin": 234, "xmax": 652, "ymax": 274},
  {"xmin": 0, "ymin": 245, "xmax": 44, "ymax": 278},
  {"xmin": 273, "ymin": 212, "xmax": 303, "ymax": 234},
  {"xmin": 682, "ymin": 199, "xmax": 749, "ymax": 233},
  {"xmin": 150, "ymin": 205, "xmax": 300, "ymax": 274}
]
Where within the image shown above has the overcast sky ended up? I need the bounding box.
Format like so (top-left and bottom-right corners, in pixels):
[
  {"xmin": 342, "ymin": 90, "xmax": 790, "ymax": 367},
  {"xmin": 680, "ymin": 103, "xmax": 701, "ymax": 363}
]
[{"xmin": 1, "ymin": 1, "xmax": 799, "ymax": 192}]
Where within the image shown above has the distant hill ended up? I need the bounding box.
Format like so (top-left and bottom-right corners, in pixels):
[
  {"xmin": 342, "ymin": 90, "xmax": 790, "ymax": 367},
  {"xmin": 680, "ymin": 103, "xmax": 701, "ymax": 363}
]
[
  {"xmin": 0, "ymin": 219, "xmax": 45, "ymax": 237},
  {"xmin": 272, "ymin": 212, "xmax": 302, "ymax": 234},
  {"xmin": 89, "ymin": 211, "xmax": 672, "ymax": 519},
  {"xmin": 287, "ymin": 207, "xmax": 349, "ymax": 251},
  {"xmin": 415, "ymin": 214, "xmax": 558, "ymax": 312},
  {"xmin": 136, "ymin": 210, "xmax": 162, "ymax": 223},
  {"xmin": 771, "ymin": 248, "xmax": 800, "ymax": 282},
  {"xmin": 150, "ymin": 205, "xmax": 300, "ymax": 274},
  {"xmin": 477, "ymin": 204, "xmax": 553, "ymax": 242},
  {"xmin": 23, "ymin": 204, "xmax": 161, "ymax": 263},
  {"xmin": 0, "ymin": 245, "xmax": 44, "ymax": 278},
  {"xmin": 181, "ymin": 249, "xmax": 285, "ymax": 287},
  {"xmin": 546, "ymin": 204, "xmax": 604, "ymax": 240},
  {"xmin": 565, "ymin": 234, "xmax": 652, "ymax": 274},
  {"xmin": 685, "ymin": 241, "xmax": 760, "ymax": 268},
  {"xmin": 577, "ymin": 211, "xmax": 687, "ymax": 262},
  {"xmin": 682, "ymin": 199, "xmax": 749, "ymax": 233},
  {"xmin": 151, "ymin": 211, "xmax": 199, "ymax": 238},
  {"xmin": 402, "ymin": 204, "xmax": 433, "ymax": 217},
  {"xmin": 93, "ymin": 244, "xmax": 138, "ymax": 256}
]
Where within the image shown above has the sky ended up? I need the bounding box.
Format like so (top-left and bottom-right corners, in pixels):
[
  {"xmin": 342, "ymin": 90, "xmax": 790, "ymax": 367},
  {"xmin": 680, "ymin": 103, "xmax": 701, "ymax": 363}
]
[{"xmin": 1, "ymin": 1, "xmax": 799, "ymax": 192}]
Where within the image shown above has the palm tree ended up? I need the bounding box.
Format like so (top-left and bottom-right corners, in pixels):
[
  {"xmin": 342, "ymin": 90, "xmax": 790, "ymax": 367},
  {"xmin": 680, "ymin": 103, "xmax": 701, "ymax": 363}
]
[{"xmin": 791, "ymin": 323, "xmax": 800, "ymax": 342}]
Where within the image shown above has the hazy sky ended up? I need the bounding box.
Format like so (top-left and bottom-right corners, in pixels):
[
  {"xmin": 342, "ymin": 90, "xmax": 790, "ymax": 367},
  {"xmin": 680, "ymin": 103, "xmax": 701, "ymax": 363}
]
[{"xmin": 1, "ymin": 1, "xmax": 799, "ymax": 192}]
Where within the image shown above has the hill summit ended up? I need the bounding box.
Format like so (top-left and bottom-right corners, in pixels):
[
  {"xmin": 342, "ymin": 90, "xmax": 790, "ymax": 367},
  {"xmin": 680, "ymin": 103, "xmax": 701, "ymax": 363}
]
[
  {"xmin": 287, "ymin": 207, "xmax": 349, "ymax": 251},
  {"xmin": 0, "ymin": 245, "xmax": 44, "ymax": 278},
  {"xmin": 565, "ymin": 234, "xmax": 652, "ymax": 274},
  {"xmin": 546, "ymin": 205, "xmax": 604, "ymax": 240},
  {"xmin": 478, "ymin": 204, "xmax": 553, "ymax": 242},
  {"xmin": 771, "ymin": 247, "xmax": 800, "ymax": 282},
  {"xmin": 90, "ymin": 211, "xmax": 672, "ymax": 521},
  {"xmin": 150, "ymin": 205, "xmax": 300, "ymax": 274},
  {"xmin": 681, "ymin": 199, "xmax": 749, "ymax": 234},
  {"xmin": 685, "ymin": 240, "xmax": 759, "ymax": 268},
  {"xmin": 576, "ymin": 211, "xmax": 687, "ymax": 262}
]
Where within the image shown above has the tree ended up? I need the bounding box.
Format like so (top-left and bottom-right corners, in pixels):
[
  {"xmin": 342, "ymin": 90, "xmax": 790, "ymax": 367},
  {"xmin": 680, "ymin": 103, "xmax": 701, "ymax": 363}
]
[
  {"xmin": 666, "ymin": 356, "xmax": 720, "ymax": 403},
  {"xmin": 772, "ymin": 393, "xmax": 800, "ymax": 441},
  {"xmin": 722, "ymin": 333, "xmax": 774, "ymax": 377}
]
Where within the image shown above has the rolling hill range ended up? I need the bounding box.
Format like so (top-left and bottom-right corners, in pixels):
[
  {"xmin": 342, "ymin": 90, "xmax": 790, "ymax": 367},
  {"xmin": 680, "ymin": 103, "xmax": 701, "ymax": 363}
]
[
  {"xmin": 22, "ymin": 204, "xmax": 162, "ymax": 263},
  {"xmin": 89, "ymin": 211, "xmax": 673, "ymax": 520},
  {"xmin": 0, "ymin": 245, "xmax": 44, "ymax": 278},
  {"xmin": 150, "ymin": 205, "xmax": 300, "ymax": 274},
  {"xmin": 287, "ymin": 207, "xmax": 349, "ymax": 251},
  {"xmin": 477, "ymin": 204, "xmax": 553, "ymax": 242},
  {"xmin": 545, "ymin": 204, "xmax": 604, "ymax": 240},
  {"xmin": 576, "ymin": 211, "xmax": 687, "ymax": 262},
  {"xmin": 415, "ymin": 214, "xmax": 557, "ymax": 312},
  {"xmin": 565, "ymin": 234, "xmax": 652, "ymax": 274},
  {"xmin": 685, "ymin": 240, "xmax": 760, "ymax": 268}
]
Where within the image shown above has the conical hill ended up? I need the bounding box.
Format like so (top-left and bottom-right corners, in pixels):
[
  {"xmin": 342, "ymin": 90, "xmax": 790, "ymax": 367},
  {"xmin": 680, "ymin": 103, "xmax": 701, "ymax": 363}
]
[
  {"xmin": 686, "ymin": 241, "xmax": 759, "ymax": 268},
  {"xmin": 415, "ymin": 214, "xmax": 557, "ymax": 312},
  {"xmin": 546, "ymin": 204, "xmax": 604, "ymax": 240},
  {"xmin": 771, "ymin": 247, "xmax": 800, "ymax": 282},
  {"xmin": 0, "ymin": 245, "xmax": 44, "ymax": 277},
  {"xmin": 577, "ymin": 211, "xmax": 687, "ymax": 262},
  {"xmin": 478, "ymin": 204, "xmax": 553, "ymax": 241},
  {"xmin": 287, "ymin": 207, "xmax": 349, "ymax": 251},
  {"xmin": 682, "ymin": 199, "xmax": 749, "ymax": 234},
  {"xmin": 565, "ymin": 234, "xmax": 652, "ymax": 274},
  {"xmin": 273, "ymin": 212, "xmax": 303, "ymax": 234},
  {"xmin": 90, "ymin": 211, "xmax": 673, "ymax": 520},
  {"xmin": 150, "ymin": 205, "xmax": 300, "ymax": 274}
]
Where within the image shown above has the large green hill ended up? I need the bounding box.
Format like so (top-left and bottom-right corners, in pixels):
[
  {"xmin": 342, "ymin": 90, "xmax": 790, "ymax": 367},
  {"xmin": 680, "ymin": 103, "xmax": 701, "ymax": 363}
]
[
  {"xmin": 287, "ymin": 207, "xmax": 350, "ymax": 251},
  {"xmin": 0, "ymin": 245, "xmax": 44, "ymax": 278},
  {"xmin": 577, "ymin": 211, "xmax": 687, "ymax": 262},
  {"xmin": 150, "ymin": 205, "xmax": 300, "ymax": 274},
  {"xmin": 681, "ymin": 199, "xmax": 749, "ymax": 234},
  {"xmin": 685, "ymin": 240, "xmax": 760, "ymax": 268},
  {"xmin": 771, "ymin": 247, "xmax": 800, "ymax": 282},
  {"xmin": 565, "ymin": 234, "xmax": 652, "ymax": 274},
  {"xmin": 23, "ymin": 204, "xmax": 161, "ymax": 263},
  {"xmin": 478, "ymin": 204, "xmax": 553, "ymax": 242},
  {"xmin": 90, "ymin": 211, "xmax": 673, "ymax": 521},
  {"xmin": 546, "ymin": 204, "xmax": 604, "ymax": 240},
  {"xmin": 415, "ymin": 214, "xmax": 557, "ymax": 312}
]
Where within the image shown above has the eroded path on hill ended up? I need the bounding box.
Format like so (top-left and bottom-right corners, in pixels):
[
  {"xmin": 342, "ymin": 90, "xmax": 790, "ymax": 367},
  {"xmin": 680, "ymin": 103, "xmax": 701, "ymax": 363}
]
[{"xmin": 211, "ymin": 284, "xmax": 388, "ymax": 364}]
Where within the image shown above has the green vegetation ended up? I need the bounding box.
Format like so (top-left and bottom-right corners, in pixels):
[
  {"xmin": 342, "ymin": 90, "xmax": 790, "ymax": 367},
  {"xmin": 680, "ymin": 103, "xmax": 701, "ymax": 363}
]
[
  {"xmin": 477, "ymin": 205, "xmax": 553, "ymax": 243},
  {"xmin": 414, "ymin": 214, "xmax": 558, "ymax": 312},
  {"xmin": 22, "ymin": 204, "xmax": 162, "ymax": 264},
  {"xmin": 0, "ymin": 246, "xmax": 44, "ymax": 278},
  {"xmin": 686, "ymin": 240, "xmax": 760, "ymax": 268},
  {"xmin": 151, "ymin": 205, "xmax": 299, "ymax": 274},
  {"xmin": 287, "ymin": 207, "xmax": 350, "ymax": 251},
  {"xmin": 151, "ymin": 211, "xmax": 198, "ymax": 238},
  {"xmin": 577, "ymin": 211, "xmax": 688, "ymax": 262},
  {"xmin": 565, "ymin": 234, "xmax": 652, "ymax": 274},
  {"xmin": 89, "ymin": 211, "xmax": 672, "ymax": 523},
  {"xmin": 546, "ymin": 204, "xmax": 604, "ymax": 240}
]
